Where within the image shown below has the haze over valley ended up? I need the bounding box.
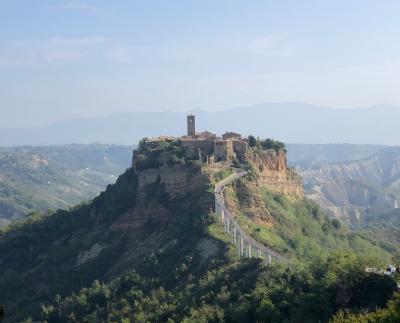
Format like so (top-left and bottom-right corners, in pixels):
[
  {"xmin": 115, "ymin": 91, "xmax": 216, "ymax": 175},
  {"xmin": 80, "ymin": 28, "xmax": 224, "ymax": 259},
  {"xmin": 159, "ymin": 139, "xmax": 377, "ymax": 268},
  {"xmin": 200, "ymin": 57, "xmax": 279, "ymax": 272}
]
[{"xmin": 1, "ymin": 103, "xmax": 399, "ymax": 146}]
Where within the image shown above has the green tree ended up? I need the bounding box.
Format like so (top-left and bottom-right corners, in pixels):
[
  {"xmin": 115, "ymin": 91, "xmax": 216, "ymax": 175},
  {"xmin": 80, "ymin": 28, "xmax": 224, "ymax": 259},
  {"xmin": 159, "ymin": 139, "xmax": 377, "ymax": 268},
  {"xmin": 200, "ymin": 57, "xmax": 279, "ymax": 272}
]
[
  {"xmin": 260, "ymin": 138, "xmax": 286, "ymax": 151},
  {"xmin": 248, "ymin": 135, "xmax": 257, "ymax": 148},
  {"xmin": 332, "ymin": 219, "xmax": 341, "ymax": 230}
]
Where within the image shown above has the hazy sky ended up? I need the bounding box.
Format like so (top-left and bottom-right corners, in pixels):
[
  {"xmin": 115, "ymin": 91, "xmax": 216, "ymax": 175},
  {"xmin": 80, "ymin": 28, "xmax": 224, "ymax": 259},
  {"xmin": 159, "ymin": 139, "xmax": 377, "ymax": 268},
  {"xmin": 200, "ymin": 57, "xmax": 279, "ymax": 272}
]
[{"xmin": 1, "ymin": 1, "xmax": 400, "ymax": 128}]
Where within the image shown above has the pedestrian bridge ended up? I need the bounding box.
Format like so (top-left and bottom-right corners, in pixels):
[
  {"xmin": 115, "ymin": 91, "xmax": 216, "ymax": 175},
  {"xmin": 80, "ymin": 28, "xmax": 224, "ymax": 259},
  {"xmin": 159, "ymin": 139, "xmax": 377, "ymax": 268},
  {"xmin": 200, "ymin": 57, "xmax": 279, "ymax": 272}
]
[{"xmin": 214, "ymin": 171, "xmax": 289, "ymax": 265}]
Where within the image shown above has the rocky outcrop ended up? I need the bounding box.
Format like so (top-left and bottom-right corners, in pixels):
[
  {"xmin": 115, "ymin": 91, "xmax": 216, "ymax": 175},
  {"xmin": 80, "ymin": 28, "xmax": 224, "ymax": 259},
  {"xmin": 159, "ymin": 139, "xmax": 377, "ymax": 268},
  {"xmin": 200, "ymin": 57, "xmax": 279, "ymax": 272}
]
[
  {"xmin": 224, "ymin": 179, "xmax": 273, "ymax": 224},
  {"xmin": 114, "ymin": 151, "xmax": 212, "ymax": 231},
  {"xmin": 248, "ymin": 149, "xmax": 287, "ymax": 171},
  {"xmin": 121, "ymin": 146, "xmax": 303, "ymax": 230},
  {"xmin": 249, "ymin": 149, "xmax": 304, "ymax": 200},
  {"xmin": 221, "ymin": 149, "xmax": 304, "ymax": 225}
]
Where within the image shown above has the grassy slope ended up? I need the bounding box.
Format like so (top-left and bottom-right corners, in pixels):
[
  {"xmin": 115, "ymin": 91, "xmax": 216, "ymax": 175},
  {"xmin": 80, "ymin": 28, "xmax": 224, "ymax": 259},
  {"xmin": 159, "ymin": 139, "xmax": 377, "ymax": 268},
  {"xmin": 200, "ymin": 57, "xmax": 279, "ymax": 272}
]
[{"xmin": 229, "ymin": 177, "xmax": 395, "ymax": 266}]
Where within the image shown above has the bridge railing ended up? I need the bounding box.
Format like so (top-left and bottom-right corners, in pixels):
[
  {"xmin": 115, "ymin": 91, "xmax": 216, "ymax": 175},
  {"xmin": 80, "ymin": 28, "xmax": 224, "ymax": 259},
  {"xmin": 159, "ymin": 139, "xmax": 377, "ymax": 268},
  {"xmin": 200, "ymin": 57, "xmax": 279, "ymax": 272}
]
[{"xmin": 214, "ymin": 172, "xmax": 289, "ymax": 264}]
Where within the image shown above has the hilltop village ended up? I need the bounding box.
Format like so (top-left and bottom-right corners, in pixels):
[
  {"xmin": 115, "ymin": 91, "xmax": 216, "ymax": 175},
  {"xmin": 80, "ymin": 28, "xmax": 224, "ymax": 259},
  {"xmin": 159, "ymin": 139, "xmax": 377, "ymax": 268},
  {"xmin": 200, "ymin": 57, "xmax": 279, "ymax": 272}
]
[
  {"xmin": 131, "ymin": 115, "xmax": 304, "ymax": 201},
  {"xmin": 134, "ymin": 115, "xmax": 249, "ymax": 166}
]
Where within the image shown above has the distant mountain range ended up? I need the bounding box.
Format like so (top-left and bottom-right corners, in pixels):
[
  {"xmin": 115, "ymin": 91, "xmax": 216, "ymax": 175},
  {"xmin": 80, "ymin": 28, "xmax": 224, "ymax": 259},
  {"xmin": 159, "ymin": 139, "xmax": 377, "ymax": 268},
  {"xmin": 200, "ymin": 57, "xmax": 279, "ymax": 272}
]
[
  {"xmin": 286, "ymin": 143, "xmax": 386, "ymax": 165},
  {"xmin": 1, "ymin": 103, "xmax": 400, "ymax": 146}
]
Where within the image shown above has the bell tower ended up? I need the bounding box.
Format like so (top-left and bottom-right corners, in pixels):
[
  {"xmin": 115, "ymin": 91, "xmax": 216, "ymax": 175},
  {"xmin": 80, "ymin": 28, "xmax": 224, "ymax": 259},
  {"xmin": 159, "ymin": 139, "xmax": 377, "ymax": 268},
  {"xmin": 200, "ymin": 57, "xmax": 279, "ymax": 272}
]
[{"xmin": 187, "ymin": 114, "xmax": 195, "ymax": 137}]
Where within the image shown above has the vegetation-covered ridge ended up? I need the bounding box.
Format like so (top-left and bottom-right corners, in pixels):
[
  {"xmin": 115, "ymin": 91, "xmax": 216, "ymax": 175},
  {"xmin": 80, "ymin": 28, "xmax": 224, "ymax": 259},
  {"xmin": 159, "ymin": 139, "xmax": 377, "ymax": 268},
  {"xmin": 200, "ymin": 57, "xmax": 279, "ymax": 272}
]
[
  {"xmin": 0, "ymin": 144, "xmax": 132, "ymax": 222},
  {"xmin": 0, "ymin": 143, "xmax": 398, "ymax": 322}
]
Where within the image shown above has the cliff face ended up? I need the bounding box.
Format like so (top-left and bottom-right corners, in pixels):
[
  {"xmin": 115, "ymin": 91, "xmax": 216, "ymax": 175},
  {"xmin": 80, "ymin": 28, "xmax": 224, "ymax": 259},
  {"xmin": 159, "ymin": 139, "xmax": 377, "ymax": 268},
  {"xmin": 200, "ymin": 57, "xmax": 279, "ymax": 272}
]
[
  {"xmin": 115, "ymin": 150, "xmax": 212, "ymax": 230},
  {"xmin": 221, "ymin": 149, "xmax": 304, "ymax": 225},
  {"xmin": 224, "ymin": 179, "xmax": 273, "ymax": 224},
  {"xmin": 129, "ymin": 146, "xmax": 303, "ymax": 229},
  {"xmin": 248, "ymin": 149, "xmax": 304, "ymax": 200}
]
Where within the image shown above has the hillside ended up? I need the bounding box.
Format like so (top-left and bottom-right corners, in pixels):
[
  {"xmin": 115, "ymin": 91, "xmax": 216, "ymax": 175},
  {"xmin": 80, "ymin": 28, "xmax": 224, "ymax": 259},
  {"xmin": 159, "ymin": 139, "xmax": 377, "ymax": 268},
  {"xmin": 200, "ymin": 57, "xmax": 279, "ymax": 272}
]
[
  {"xmin": 298, "ymin": 147, "xmax": 400, "ymax": 226},
  {"xmin": 0, "ymin": 140, "xmax": 398, "ymax": 322},
  {"xmin": 0, "ymin": 144, "xmax": 132, "ymax": 222},
  {"xmin": 2, "ymin": 103, "xmax": 400, "ymax": 146}
]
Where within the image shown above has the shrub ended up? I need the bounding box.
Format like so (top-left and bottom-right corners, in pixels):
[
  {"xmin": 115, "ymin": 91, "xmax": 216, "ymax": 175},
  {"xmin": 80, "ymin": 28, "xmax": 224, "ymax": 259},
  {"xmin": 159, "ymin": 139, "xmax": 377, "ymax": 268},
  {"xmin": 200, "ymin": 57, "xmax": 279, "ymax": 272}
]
[
  {"xmin": 332, "ymin": 219, "xmax": 341, "ymax": 230},
  {"xmin": 260, "ymin": 139, "xmax": 286, "ymax": 152}
]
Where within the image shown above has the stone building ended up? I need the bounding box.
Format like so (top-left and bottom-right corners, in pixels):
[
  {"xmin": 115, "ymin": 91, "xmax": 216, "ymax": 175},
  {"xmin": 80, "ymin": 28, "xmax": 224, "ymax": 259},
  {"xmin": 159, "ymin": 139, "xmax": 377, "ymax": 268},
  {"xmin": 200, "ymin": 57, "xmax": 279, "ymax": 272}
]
[
  {"xmin": 222, "ymin": 131, "xmax": 241, "ymax": 140},
  {"xmin": 137, "ymin": 115, "xmax": 249, "ymax": 165},
  {"xmin": 187, "ymin": 114, "xmax": 195, "ymax": 137},
  {"xmin": 214, "ymin": 140, "xmax": 234, "ymax": 162},
  {"xmin": 232, "ymin": 140, "xmax": 248, "ymax": 162}
]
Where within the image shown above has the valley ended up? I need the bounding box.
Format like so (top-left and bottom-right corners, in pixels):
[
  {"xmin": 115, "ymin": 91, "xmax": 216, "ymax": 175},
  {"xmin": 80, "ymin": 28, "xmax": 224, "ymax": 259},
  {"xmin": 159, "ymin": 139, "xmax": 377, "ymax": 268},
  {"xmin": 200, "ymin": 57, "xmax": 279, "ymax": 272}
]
[
  {"xmin": 0, "ymin": 144, "xmax": 132, "ymax": 223},
  {"xmin": 294, "ymin": 147, "xmax": 400, "ymax": 226}
]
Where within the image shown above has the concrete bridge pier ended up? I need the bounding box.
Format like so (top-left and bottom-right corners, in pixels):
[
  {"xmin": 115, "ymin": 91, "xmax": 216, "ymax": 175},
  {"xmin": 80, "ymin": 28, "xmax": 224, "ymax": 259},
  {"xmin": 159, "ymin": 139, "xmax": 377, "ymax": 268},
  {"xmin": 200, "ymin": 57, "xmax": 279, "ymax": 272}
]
[
  {"xmin": 256, "ymin": 248, "xmax": 261, "ymax": 258},
  {"xmin": 265, "ymin": 253, "xmax": 272, "ymax": 265},
  {"xmin": 248, "ymin": 244, "xmax": 252, "ymax": 258},
  {"xmin": 240, "ymin": 236, "xmax": 244, "ymax": 256}
]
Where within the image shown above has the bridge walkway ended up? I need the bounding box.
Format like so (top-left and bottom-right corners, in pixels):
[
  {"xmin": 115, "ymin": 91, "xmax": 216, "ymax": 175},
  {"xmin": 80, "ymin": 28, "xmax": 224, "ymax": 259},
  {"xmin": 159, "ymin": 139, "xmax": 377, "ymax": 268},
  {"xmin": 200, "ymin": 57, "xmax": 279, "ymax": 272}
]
[{"xmin": 214, "ymin": 171, "xmax": 289, "ymax": 264}]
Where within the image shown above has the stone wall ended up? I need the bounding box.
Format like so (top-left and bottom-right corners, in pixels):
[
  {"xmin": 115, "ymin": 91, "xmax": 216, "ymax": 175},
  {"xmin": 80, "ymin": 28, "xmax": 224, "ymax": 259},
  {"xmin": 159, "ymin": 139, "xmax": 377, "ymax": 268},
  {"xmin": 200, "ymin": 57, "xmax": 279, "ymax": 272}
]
[
  {"xmin": 214, "ymin": 140, "xmax": 235, "ymax": 161},
  {"xmin": 233, "ymin": 140, "xmax": 248, "ymax": 162},
  {"xmin": 181, "ymin": 139, "xmax": 214, "ymax": 160}
]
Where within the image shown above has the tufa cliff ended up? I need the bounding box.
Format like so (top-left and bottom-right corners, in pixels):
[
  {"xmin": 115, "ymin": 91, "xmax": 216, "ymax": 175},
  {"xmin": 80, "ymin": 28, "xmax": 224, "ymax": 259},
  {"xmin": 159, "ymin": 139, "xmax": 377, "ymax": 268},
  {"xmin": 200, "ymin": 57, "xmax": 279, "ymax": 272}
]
[
  {"xmin": 248, "ymin": 148, "xmax": 304, "ymax": 200},
  {"xmin": 115, "ymin": 149, "xmax": 212, "ymax": 230}
]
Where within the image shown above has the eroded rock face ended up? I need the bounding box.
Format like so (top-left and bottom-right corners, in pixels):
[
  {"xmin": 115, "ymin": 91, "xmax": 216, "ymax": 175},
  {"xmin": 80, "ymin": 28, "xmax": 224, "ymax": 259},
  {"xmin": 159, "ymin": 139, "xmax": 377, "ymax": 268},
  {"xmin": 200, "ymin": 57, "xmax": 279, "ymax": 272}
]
[
  {"xmin": 248, "ymin": 149, "xmax": 287, "ymax": 171},
  {"xmin": 114, "ymin": 155, "xmax": 212, "ymax": 231},
  {"xmin": 124, "ymin": 147, "xmax": 302, "ymax": 230},
  {"xmin": 249, "ymin": 149, "xmax": 304, "ymax": 200},
  {"xmin": 222, "ymin": 149, "xmax": 304, "ymax": 225},
  {"xmin": 298, "ymin": 147, "xmax": 400, "ymax": 225},
  {"xmin": 225, "ymin": 180, "xmax": 273, "ymax": 224}
]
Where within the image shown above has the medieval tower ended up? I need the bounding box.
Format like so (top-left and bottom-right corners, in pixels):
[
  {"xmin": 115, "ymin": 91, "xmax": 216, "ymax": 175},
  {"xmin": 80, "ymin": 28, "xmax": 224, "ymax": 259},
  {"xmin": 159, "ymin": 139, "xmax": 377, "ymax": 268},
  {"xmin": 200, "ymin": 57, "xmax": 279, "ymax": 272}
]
[{"xmin": 187, "ymin": 114, "xmax": 195, "ymax": 137}]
